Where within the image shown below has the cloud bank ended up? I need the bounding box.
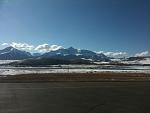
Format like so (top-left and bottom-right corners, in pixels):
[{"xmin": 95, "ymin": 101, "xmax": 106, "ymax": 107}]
[
  {"xmin": 35, "ymin": 44, "xmax": 63, "ymax": 53},
  {"xmin": 10, "ymin": 42, "xmax": 34, "ymax": 51},
  {"xmin": 1, "ymin": 42, "xmax": 63, "ymax": 53}
]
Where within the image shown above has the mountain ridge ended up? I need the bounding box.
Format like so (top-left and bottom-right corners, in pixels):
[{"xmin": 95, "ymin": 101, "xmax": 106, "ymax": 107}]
[{"xmin": 0, "ymin": 46, "xmax": 109, "ymax": 61}]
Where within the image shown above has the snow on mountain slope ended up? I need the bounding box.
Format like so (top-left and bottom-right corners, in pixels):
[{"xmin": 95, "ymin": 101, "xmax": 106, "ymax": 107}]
[{"xmin": 42, "ymin": 47, "xmax": 109, "ymax": 61}]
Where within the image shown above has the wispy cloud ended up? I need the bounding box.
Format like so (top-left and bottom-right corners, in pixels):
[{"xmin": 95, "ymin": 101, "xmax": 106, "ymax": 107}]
[{"xmin": 135, "ymin": 51, "xmax": 149, "ymax": 57}]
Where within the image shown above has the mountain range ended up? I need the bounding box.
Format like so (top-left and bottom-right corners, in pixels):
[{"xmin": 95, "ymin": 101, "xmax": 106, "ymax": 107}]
[
  {"xmin": 0, "ymin": 46, "xmax": 109, "ymax": 61},
  {"xmin": 0, "ymin": 46, "xmax": 150, "ymax": 66}
]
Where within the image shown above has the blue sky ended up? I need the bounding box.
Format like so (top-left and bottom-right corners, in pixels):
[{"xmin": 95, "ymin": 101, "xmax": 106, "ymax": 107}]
[{"xmin": 0, "ymin": 0, "xmax": 150, "ymax": 56}]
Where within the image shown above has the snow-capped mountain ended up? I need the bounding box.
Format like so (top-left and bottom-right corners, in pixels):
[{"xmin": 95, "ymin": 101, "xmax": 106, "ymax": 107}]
[
  {"xmin": 42, "ymin": 47, "xmax": 109, "ymax": 61},
  {"xmin": 0, "ymin": 46, "xmax": 32, "ymax": 60},
  {"xmin": 0, "ymin": 46, "xmax": 109, "ymax": 61},
  {"xmin": 1, "ymin": 46, "xmax": 149, "ymax": 65}
]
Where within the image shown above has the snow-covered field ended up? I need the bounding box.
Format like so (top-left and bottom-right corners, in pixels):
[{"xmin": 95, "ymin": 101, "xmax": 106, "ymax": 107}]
[
  {"xmin": 0, "ymin": 60, "xmax": 150, "ymax": 75},
  {"xmin": 121, "ymin": 58, "xmax": 150, "ymax": 65},
  {"xmin": 0, "ymin": 65, "xmax": 150, "ymax": 75},
  {"xmin": 138, "ymin": 58, "xmax": 150, "ymax": 64},
  {"xmin": 0, "ymin": 60, "xmax": 18, "ymax": 64}
]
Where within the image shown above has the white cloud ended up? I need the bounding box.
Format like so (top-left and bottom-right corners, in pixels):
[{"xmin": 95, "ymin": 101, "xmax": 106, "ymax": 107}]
[
  {"xmin": 1, "ymin": 43, "xmax": 9, "ymax": 46},
  {"xmin": 35, "ymin": 44, "xmax": 50, "ymax": 52},
  {"xmin": 50, "ymin": 45, "xmax": 63, "ymax": 51},
  {"xmin": 97, "ymin": 51, "xmax": 128, "ymax": 58},
  {"xmin": 35, "ymin": 44, "xmax": 63, "ymax": 52},
  {"xmin": 1, "ymin": 42, "xmax": 34, "ymax": 51},
  {"xmin": 135, "ymin": 51, "xmax": 149, "ymax": 57},
  {"xmin": 10, "ymin": 42, "xmax": 34, "ymax": 51}
]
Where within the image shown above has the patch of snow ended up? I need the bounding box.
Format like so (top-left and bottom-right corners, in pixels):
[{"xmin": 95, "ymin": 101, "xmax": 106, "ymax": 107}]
[
  {"xmin": 81, "ymin": 58, "xmax": 93, "ymax": 61},
  {"xmin": 94, "ymin": 62, "xmax": 110, "ymax": 64},
  {"xmin": 138, "ymin": 58, "xmax": 150, "ymax": 64},
  {"xmin": 110, "ymin": 58, "xmax": 122, "ymax": 62},
  {"xmin": 0, "ymin": 60, "xmax": 19, "ymax": 64},
  {"xmin": 0, "ymin": 51, "xmax": 9, "ymax": 55},
  {"xmin": 76, "ymin": 54, "xmax": 82, "ymax": 56},
  {"xmin": 64, "ymin": 54, "xmax": 69, "ymax": 56},
  {"xmin": 122, "ymin": 58, "xmax": 150, "ymax": 65},
  {"xmin": 11, "ymin": 48, "xmax": 14, "ymax": 51}
]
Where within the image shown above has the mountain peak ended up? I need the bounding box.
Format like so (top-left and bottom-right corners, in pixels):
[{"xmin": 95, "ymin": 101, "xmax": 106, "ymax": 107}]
[
  {"xmin": 0, "ymin": 46, "xmax": 32, "ymax": 60},
  {"xmin": 68, "ymin": 47, "xmax": 76, "ymax": 50},
  {"xmin": 0, "ymin": 46, "xmax": 17, "ymax": 54},
  {"xmin": 4, "ymin": 46, "xmax": 15, "ymax": 50}
]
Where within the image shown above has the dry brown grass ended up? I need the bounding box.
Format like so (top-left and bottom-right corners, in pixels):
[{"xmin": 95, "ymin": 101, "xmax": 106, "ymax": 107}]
[{"xmin": 0, "ymin": 72, "xmax": 150, "ymax": 82}]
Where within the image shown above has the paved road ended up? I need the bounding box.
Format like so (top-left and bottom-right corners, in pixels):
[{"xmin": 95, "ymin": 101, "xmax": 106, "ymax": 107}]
[{"xmin": 0, "ymin": 82, "xmax": 150, "ymax": 113}]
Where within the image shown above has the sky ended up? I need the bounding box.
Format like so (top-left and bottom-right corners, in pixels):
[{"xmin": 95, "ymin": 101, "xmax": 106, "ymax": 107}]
[{"xmin": 0, "ymin": 0, "xmax": 150, "ymax": 57}]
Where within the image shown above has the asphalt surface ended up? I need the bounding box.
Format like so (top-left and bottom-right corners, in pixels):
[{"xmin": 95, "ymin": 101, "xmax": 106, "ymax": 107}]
[{"xmin": 0, "ymin": 82, "xmax": 150, "ymax": 113}]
